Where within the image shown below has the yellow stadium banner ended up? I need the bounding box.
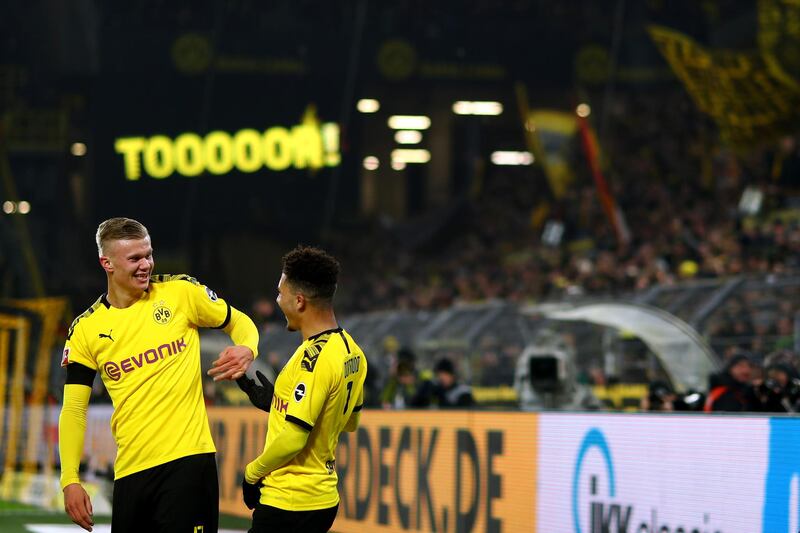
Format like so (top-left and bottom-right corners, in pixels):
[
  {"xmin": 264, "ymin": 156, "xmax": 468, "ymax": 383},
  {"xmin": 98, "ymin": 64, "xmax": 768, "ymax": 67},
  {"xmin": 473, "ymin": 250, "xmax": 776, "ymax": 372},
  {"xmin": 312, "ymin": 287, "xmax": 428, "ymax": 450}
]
[
  {"xmin": 758, "ymin": 0, "xmax": 800, "ymax": 90},
  {"xmin": 514, "ymin": 83, "xmax": 577, "ymax": 200},
  {"xmin": 527, "ymin": 110, "xmax": 577, "ymax": 200},
  {"xmin": 209, "ymin": 408, "xmax": 538, "ymax": 531},
  {"xmin": 649, "ymin": 21, "xmax": 800, "ymax": 146}
]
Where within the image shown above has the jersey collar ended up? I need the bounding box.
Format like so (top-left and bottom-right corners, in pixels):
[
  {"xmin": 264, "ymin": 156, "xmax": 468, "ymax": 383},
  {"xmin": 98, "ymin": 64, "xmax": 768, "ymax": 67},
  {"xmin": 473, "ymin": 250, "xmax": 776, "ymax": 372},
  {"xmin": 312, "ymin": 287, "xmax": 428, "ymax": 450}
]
[{"xmin": 307, "ymin": 327, "xmax": 342, "ymax": 341}]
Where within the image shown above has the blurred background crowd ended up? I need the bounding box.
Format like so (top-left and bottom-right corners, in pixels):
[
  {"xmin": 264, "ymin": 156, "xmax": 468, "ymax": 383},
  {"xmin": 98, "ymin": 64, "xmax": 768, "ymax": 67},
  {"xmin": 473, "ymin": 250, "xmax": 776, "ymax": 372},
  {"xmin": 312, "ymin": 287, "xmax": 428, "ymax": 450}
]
[{"xmin": 333, "ymin": 89, "xmax": 799, "ymax": 314}]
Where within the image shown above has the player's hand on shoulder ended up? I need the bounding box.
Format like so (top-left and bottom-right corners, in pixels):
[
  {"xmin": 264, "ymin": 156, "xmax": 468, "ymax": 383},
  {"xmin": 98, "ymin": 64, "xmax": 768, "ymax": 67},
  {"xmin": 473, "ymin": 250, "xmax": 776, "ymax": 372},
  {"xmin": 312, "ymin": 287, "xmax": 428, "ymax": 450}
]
[
  {"xmin": 237, "ymin": 370, "xmax": 274, "ymax": 412},
  {"xmin": 63, "ymin": 483, "xmax": 94, "ymax": 531},
  {"xmin": 208, "ymin": 345, "xmax": 254, "ymax": 381}
]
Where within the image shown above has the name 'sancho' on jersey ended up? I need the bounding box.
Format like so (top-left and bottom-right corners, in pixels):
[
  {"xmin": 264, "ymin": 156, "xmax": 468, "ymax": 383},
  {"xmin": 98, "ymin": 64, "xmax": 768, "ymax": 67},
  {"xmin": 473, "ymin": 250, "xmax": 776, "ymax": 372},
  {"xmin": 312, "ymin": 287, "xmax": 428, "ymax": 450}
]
[{"xmin": 344, "ymin": 355, "xmax": 361, "ymax": 378}]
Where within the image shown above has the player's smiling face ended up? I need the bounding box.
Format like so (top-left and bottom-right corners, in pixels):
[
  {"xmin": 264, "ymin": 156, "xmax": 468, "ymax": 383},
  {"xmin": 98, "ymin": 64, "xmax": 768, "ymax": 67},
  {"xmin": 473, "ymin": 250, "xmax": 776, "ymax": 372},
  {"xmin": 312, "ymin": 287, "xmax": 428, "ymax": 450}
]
[
  {"xmin": 104, "ymin": 236, "xmax": 154, "ymax": 294},
  {"xmin": 276, "ymin": 273, "xmax": 300, "ymax": 332}
]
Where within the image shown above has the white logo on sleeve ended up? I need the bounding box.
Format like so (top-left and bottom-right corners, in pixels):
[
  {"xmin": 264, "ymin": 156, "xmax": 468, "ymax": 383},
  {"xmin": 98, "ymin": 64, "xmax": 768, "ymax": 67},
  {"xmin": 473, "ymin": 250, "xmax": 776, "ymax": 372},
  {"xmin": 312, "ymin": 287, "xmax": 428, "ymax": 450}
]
[
  {"xmin": 204, "ymin": 286, "xmax": 218, "ymax": 301},
  {"xmin": 294, "ymin": 383, "xmax": 306, "ymax": 402},
  {"xmin": 61, "ymin": 347, "xmax": 71, "ymax": 367}
]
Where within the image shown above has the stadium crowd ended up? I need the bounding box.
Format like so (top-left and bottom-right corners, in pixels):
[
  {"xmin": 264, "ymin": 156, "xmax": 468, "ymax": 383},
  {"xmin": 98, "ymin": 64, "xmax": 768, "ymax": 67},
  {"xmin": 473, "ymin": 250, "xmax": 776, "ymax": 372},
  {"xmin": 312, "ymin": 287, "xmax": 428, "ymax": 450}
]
[{"xmin": 336, "ymin": 89, "xmax": 800, "ymax": 314}]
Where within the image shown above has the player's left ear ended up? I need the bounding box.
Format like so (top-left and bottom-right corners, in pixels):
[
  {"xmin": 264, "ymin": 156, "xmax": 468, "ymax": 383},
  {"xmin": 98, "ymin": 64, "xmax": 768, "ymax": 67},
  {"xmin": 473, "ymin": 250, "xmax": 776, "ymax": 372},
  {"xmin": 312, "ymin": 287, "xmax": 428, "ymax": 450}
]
[
  {"xmin": 295, "ymin": 292, "xmax": 307, "ymax": 312},
  {"xmin": 99, "ymin": 255, "xmax": 113, "ymax": 274}
]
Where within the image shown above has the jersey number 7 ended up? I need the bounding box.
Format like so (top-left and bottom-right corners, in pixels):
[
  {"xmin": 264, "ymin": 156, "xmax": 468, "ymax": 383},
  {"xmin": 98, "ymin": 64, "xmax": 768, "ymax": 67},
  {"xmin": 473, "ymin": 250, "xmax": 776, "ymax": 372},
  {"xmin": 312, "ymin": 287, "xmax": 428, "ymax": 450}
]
[{"xmin": 343, "ymin": 381, "xmax": 353, "ymax": 414}]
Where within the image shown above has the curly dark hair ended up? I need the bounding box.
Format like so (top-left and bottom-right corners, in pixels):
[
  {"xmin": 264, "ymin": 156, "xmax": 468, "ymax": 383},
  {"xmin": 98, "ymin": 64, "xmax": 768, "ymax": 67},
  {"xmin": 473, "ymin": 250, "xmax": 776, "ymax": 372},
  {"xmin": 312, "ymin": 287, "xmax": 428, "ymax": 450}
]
[{"xmin": 281, "ymin": 245, "xmax": 340, "ymax": 303}]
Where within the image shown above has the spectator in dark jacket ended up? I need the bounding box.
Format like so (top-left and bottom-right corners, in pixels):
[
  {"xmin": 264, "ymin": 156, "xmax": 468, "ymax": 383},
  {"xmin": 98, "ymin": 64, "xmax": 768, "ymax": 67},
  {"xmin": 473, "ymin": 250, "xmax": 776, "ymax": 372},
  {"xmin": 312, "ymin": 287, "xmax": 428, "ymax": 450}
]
[
  {"xmin": 415, "ymin": 358, "xmax": 475, "ymax": 408},
  {"xmin": 705, "ymin": 353, "xmax": 758, "ymax": 412},
  {"xmin": 381, "ymin": 360, "xmax": 425, "ymax": 408}
]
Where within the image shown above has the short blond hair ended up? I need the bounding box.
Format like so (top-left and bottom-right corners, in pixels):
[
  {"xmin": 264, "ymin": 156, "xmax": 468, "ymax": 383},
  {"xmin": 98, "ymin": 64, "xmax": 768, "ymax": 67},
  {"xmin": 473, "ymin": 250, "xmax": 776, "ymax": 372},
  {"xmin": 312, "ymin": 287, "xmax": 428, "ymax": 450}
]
[{"xmin": 96, "ymin": 217, "xmax": 149, "ymax": 256}]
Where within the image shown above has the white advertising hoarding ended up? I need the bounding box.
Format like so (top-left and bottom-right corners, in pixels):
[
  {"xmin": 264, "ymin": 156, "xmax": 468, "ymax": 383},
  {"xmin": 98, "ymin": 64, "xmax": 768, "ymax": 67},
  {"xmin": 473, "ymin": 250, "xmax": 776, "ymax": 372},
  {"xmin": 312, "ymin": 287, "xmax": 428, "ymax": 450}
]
[{"xmin": 538, "ymin": 413, "xmax": 800, "ymax": 533}]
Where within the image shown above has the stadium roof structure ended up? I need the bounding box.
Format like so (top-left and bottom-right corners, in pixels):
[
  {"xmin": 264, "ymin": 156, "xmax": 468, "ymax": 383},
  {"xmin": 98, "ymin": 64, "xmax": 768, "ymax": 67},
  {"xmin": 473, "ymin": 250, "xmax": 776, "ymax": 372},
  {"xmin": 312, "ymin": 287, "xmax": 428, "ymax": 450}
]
[{"xmin": 524, "ymin": 301, "xmax": 721, "ymax": 393}]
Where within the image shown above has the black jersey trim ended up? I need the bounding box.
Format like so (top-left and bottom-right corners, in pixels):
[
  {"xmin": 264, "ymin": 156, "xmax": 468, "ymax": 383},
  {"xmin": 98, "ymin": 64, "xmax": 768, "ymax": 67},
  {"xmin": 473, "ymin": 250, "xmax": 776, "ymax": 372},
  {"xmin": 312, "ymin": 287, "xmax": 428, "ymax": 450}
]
[
  {"xmin": 67, "ymin": 295, "xmax": 105, "ymax": 340},
  {"xmin": 338, "ymin": 331, "xmax": 350, "ymax": 354},
  {"xmin": 150, "ymin": 274, "xmax": 200, "ymax": 285},
  {"xmin": 286, "ymin": 415, "xmax": 313, "ymax": 431},
  {"xmin": 307, "ymin": 327, "xmax": 342, "ymax": 341},
  {"xmin": 65, "ymin": 363, "xmax": 97, "ymax": 386},
  {"xmin": 353, "ymin": 404, "xmax": 363, "ymax": 412},
  {"xmin": 212, "ymin": 302, "xmax": 232, "ymax": 330}
]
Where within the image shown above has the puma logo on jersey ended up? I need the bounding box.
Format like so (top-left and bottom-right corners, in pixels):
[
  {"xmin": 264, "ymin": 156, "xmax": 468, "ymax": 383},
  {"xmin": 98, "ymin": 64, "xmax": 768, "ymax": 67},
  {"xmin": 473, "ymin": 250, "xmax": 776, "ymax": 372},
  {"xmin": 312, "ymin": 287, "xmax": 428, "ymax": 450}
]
[
  {"xmin": 301, "ymin": 337, "xmax": 328, "ymax": 372},
  {"xmin": 99, "ymin": 330, "xmax": 114, "ymax": 342},
  {"xmin": 302, "ymin": 351, "xmax": 319, "ymax": 372}
]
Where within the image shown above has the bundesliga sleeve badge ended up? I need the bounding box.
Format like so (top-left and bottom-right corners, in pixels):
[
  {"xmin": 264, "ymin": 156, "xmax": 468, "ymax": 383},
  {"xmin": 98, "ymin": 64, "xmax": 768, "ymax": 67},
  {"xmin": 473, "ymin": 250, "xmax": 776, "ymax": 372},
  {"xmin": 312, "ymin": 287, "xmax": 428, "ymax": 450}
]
[
  {"xmin": 205, "ymin": 286, "xmax": 218, "ymax": 302},
  {"xmin": 294, "ymin": 383, "xmax": 307, "ymax": 402},
  {"xmin": 61, "ymin": 347, "xmax": 70, "ymax": 367}
]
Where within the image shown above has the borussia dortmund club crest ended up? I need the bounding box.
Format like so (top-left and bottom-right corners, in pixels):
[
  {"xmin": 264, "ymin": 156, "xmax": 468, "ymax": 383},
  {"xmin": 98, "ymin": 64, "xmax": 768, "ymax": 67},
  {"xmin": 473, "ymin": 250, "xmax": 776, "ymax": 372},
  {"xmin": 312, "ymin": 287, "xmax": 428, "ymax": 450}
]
[{"xmin": 153, "ymin": 301, "xmax": 173, "ymax": 325}]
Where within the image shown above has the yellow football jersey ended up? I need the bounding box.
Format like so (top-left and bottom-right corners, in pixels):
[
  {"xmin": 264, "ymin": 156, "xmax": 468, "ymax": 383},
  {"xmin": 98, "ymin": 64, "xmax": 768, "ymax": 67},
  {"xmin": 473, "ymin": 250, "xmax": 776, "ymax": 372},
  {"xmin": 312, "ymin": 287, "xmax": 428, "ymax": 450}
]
[
  {"xmin": 63, "ymin": 275, "xmax": 232, "ymax": 479},
  {"xmin": 260, "ymin": 327, "xmax": 367, "ymax": 511}
]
